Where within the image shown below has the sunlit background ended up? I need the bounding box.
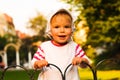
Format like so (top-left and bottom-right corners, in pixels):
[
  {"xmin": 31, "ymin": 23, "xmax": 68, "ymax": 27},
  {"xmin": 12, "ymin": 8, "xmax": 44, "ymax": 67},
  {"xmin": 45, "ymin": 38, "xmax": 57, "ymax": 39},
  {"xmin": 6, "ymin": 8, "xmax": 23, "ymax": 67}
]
[
  {"xmin": 0, "ymin": 0, "xmax": 120, "ymax": 80},
  {"xmin": 0, "ymin": 0, "xmax": 69, "ymax": 34}
]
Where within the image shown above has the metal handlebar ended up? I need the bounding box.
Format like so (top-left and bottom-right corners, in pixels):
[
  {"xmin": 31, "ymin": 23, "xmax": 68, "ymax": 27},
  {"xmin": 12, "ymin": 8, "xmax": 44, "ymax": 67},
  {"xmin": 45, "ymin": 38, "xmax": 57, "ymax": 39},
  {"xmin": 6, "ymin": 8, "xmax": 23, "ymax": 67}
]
[
  {"xmin": 0, "ymin": 62, "xmax": 96, "ymax": 80},
  {"xmin": 47, "ymin": 62, "xmax": 96, "ymax": 80},
  {"xmin": 47, "ymin": 63, "xmax": 72, "ymax": 80}
]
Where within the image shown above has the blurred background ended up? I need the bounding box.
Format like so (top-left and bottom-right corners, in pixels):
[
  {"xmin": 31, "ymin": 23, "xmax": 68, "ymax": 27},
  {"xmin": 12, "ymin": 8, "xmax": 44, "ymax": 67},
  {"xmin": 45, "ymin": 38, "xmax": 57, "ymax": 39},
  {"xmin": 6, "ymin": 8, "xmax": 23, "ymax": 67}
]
[{"xmin": 0, "ymin": 0, "xmax": 120, "ymax": 80}]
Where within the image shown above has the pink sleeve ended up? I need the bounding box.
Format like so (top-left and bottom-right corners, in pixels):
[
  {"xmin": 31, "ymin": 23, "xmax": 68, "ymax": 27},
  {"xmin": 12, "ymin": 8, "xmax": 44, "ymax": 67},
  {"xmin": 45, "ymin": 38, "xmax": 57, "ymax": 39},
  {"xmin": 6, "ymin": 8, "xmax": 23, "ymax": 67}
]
[
  {"xmin": 75, "ymin": 44, "xmax": 92, "ymax": 64},
  {"xmin": 75, "ymin": 44, "xmax": 85, "ymax": 58},
  {"xmin": 33, "ymin": 46, "xmax": 45, "ymax": 60},
  {"xmin": 31, "ymin": 46, "xmax": 45, "ymax": 68}
]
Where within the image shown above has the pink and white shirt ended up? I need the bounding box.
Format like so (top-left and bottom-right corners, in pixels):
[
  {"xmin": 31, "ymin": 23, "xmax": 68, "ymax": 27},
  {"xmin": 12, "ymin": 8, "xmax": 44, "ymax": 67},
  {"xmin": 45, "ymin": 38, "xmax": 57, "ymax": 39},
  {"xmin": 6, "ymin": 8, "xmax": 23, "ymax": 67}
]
[{"xmin": 31, "ymin": 40, "xmax": 89, "ymax": 80}]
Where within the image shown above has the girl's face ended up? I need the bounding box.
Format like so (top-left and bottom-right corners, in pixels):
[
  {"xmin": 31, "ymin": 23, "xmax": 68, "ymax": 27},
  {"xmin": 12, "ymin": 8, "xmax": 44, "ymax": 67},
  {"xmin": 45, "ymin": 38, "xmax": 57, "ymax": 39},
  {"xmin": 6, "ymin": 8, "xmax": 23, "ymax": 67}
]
[{"xmin": 50, "ymin": 14, "xmax": 72, "ymax": 45}]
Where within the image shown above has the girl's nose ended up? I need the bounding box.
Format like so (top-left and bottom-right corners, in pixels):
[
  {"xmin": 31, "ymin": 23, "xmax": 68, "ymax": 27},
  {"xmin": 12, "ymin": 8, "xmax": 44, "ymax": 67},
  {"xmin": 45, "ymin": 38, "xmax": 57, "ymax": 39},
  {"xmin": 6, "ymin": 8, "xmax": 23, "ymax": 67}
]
[{"xmin": 60, "ymin": 27, "xmax": 65, "ymax": 32}]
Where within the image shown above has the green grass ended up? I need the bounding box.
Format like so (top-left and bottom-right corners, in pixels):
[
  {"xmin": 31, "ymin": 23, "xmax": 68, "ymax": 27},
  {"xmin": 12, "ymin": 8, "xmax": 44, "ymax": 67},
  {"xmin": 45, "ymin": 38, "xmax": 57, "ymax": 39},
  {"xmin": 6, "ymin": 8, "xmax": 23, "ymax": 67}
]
[
  {"xmin": 0, "ymin": 69, "xmax": 120, "ymax": 80},
  {"xmin": 0, "ymin": 69, "xmax": 40, "ymax": 80}
]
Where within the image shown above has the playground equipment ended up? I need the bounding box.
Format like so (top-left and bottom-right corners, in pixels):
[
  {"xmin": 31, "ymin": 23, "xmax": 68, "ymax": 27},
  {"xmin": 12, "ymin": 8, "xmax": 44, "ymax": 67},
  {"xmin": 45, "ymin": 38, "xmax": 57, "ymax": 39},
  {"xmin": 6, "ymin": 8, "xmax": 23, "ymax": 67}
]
[
  {"xmin": 0, "ymin": 61, "xmax": 96, "ymax": 80},
  {"xmin": 0, "ymin": 58, "xmax": 119, "ymax": 80}
]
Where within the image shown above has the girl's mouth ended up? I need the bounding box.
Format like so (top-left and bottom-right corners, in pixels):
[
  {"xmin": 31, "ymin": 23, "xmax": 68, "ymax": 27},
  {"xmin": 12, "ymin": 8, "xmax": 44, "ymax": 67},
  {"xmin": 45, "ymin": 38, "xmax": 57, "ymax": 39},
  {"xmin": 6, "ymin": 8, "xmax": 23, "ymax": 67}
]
[
  {"xmin": 58, "ymin": 35, "xmax": 66, "ymax": 39},
  {"xmin": 58, "ymin": 35, "xmax": 66, "ymax": 38}
]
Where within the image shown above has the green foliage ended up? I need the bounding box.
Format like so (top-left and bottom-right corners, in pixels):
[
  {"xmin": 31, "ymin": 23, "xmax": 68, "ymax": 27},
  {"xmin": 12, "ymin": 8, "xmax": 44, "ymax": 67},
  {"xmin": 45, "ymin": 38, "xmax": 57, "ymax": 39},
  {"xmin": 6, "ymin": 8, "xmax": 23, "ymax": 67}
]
[
  {"xmin": 61, "ymin": 0, "xmax": 120, "ymax": 69},
  {"xmin": 19, "ymin": 13, "xmax": 48, "ymax": 64},
  {"xmin": 26, "ymin": 12, "xmax": 48, "ymax": 44},
  {"xmin": 0, "ymin": 36, "xmax": 7, "ymax": 50},
  {"xmin": 24, "ymin": 12, "xmax": 49, "ymax": 45},
  {"xmin": 27, "ymin": 13, "xmax": 47, "ymax": 36},
  {"xmin": 0, "ymin": 34, "xmax": 18, "ymax": 50}
]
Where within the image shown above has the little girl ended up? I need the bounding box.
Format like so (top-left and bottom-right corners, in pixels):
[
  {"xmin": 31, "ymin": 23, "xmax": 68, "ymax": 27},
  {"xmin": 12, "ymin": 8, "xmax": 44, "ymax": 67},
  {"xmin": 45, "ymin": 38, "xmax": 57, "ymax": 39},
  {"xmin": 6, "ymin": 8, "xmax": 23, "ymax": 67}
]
[{"xmin": 31, "ymin": 8, "xmax": 90, "ymax": 80}]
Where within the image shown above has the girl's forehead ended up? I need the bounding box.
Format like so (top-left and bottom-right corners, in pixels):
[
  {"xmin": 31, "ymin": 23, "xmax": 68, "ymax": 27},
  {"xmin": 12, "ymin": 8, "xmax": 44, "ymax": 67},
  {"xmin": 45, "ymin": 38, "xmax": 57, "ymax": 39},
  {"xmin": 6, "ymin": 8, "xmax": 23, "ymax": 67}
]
[
  {"xmin": 50, "ymin": 15, "xmax": 72, "ymax": 27},
  {"xmin": 50, "ymin": 13, "xmax": 72, "ymax": 23}
]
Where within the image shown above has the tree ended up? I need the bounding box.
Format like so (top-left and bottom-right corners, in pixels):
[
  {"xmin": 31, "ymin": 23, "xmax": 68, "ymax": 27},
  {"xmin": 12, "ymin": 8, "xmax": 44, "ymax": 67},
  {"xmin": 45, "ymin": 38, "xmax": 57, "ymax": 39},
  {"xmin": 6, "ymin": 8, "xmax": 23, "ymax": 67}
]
[
  {"xmin": 26, "ymin": 12, "xmax": 47, "ymax": 40},
  {"xmin": 23, "ymin": 12, "xmax": 48, "ymax": 50},
  {"xmin": 61, "ymin": 0, "xmax": 120, "ymax": 68},
  {"xmin": 19, "ymin": 12, "xmax": 48, "ymax": 63}
]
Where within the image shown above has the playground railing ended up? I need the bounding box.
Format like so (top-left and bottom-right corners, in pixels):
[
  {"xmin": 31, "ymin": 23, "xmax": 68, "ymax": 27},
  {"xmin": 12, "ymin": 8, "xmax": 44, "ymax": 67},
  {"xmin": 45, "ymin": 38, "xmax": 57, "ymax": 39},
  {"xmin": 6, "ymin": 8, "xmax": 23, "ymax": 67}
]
[{"xmin": 0, "ymin": 58, "xmax": 119, "ymax": 80}]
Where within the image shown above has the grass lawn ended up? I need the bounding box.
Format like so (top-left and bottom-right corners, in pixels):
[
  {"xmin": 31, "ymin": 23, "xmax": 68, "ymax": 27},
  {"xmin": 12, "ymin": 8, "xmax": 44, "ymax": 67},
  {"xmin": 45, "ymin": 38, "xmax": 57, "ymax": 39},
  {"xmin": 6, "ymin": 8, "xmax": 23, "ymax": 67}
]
[
  {"xmin": 0, "ymin": 69, "xmax": 40, "ymax": 80},
  {"xmin": 0, "ymin": 69, "xmax": 120, "ymax": 80}
]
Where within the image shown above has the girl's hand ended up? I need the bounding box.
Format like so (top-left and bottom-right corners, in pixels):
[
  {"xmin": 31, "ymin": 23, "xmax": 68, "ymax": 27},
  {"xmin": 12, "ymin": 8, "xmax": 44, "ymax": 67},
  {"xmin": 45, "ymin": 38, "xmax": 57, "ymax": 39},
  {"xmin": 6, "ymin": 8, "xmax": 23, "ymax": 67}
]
[
  {"xmin": 72, "ymin": 57, "xmax": 89, "ymax": 68},
  {"xmin": 34, "ymin": 59, "xmax": 48, "ymax": 69}
]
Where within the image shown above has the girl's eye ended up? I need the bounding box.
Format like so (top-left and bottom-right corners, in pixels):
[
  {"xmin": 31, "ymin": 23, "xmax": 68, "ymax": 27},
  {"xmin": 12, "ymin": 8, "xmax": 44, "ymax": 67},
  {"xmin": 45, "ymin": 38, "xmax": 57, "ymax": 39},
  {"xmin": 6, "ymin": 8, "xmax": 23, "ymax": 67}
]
[
  {"xmin": 54, "ymin": 26, "xmax": 59, "ymax": 28},
  {"xmin": 64, "ymin": 26, "xmax": 71, "ymax": 28}
]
